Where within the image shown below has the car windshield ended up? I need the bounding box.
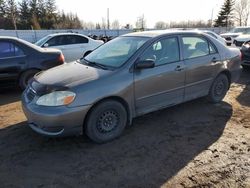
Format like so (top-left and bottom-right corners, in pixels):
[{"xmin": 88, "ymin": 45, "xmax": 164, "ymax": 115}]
[
  {"xmin": 35, "ymin": 35, "xmax": 52, "ymax": 46},
  {"xmin": 82, "ymin": 36, "xmax": 149, "ymax": 68}
]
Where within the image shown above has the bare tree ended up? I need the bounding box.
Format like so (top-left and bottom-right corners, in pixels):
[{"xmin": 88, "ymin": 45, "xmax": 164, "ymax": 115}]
[
  {"xmin": 154, "ymin": 21, "xmax": 168, "ymax": 29},
  {"xmin": 111, "ymin": 20, "xmax": 120, "ymax": 29},
  {"xmin": 82, "ymin": 21, "xmax": 95, "ymax": 29},
  {"xmin": 101, "ymin": 17, "xmax": 106, "ymax": 29},
  {"xmin": 234, "ymin": 0, "xmax": 250, "ymax": 26},
  {"xmin": 6, "ymin": 0, "xmax": 18, "ymax": 30},
  {"xmin": 136, "ymin": 15, "xmax": 146, "ymax": 30}
]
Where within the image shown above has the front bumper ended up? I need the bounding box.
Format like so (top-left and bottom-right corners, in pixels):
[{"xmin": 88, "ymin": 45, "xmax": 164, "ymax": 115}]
[{"xmin": 22, "ymin": 94, "xmax": 91, "ymax": 137}]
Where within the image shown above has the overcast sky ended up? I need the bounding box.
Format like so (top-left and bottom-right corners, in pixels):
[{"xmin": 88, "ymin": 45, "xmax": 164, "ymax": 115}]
[{"xmin": 57, "ymin": 0, "xmax": 225, "ymax": 28}]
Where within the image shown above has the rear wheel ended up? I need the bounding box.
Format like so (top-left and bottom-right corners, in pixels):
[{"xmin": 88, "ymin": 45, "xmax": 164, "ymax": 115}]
[
  {"xmin": 85, "ymin": 100, "xmax": 127, "ymax": 143},
  {"xmin": 207, "ymin": 74, "xmax": 229, "ymax": 103},
  {"xmin": 19, "ymin": 69, "xmax": 39, "ymax": 90}
]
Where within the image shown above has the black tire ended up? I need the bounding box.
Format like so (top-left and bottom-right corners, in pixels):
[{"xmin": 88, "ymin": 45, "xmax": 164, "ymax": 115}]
[
  {"xmin": 85, "ymin": 100, "xmax": 127, "ymax": 143},
  {"xmin": 19, "ymin": 69, "xmax": 39, "ymax": 90},
  {"xmin": 207, "ymin": 74, "xmax": 229, "ymax": 103},
  {"xmin": 242, "ymin": 65, "xmax": 250, "ymax": 70}
]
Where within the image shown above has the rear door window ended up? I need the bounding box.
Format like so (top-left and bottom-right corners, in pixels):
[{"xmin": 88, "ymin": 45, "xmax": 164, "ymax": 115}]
[
  {"xmin": 46, "ymin": 36, "xmax": 67, "ymax": 46},
  {"xmin": 182, "ymin": 37, "xmax": 210, "ymax": 59},
  {"xmin": 71, "ymin": 35, "xmax": 89, "ymax": 44},
  {"xmin": 0, "ymin": 42, "xmax": 24, "ymax": 58}
]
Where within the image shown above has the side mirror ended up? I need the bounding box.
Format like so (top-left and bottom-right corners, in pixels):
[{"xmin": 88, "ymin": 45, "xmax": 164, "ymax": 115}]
[
  {"xmin": 83, "ymin": 50, "xmax": 92, "ymax": 58},
  {"xmin": 135, "ymin": 59, "xmax": 155, "ymax": 69},
  {"xmin": 43, "ymin": 43, "xmax": 49, "ymax": 47}
]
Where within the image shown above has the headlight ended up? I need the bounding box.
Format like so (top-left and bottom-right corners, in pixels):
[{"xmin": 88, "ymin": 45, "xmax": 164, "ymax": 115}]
[{"xmin": 36, "ymin": 91, "xmax": 76, "ymax": 106}]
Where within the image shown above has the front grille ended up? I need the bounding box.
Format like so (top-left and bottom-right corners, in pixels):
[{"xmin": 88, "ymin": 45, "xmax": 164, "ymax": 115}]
[
  {"xmin": 234, "ymin": 40, "xmax": 244, "ymax": 47},
  {"xmin": 225, "ymin": 37, "xmax": 231, "ymax": 41},
  {"xmin": 26, "ymin": 87, "xmax": 36, "ymax": 102}
]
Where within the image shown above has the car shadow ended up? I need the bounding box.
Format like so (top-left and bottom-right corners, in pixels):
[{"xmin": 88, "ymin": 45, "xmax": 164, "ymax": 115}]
[
  {"xmin": 236, "ymin": 68, "xmax": 250, "ymax": 107},
  {"xmin": 0, "ymin": 87, "xmax": 22, "ymax": 106},
  {"xmin": 0, "ymin": 99, "xmax": 232, "ymax": 187}
]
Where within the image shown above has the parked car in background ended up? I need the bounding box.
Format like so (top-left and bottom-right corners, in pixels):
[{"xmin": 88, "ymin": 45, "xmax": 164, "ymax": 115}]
[
  {"xmin": 35, "ymin": 33, "xmax": 104, "ymax": 62},
  {"xmin": 233, "ymin": 34, "xmax": 250, "ymax": 48},
  {"xmin": 201, "ymin": 30, "xmax": 226, "ymax": 45},
  {"xmin": 240, "ymin": 40, "xmax": 250, "ymax": 68},
  {"xmin": 0, "ymin": 37, "xmax": 64, "ymax": 89},
  {"xmin": 22, "ymin": 30, "xmax": 242, "ymax": 143},
  {"xmin": 220, "ymin": 26, "xmax": 250, "ymax": 46}
]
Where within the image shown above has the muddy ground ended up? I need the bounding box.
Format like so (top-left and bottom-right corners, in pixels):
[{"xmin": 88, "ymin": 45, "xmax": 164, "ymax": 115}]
[{"xmin": 0, "ymin": 70, "xmax": 250, "ymax": 188}]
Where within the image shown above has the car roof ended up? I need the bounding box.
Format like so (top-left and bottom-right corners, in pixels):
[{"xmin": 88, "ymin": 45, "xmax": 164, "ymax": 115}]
[
  {"xmin": 0, "ymin": 36, "xmax": 45, "ymax": 52},
  {"xmin": 123, "ymin": 30, "xmax": 208, "ymax": 38},
  {"xmin": 47, "ymin": 33, "xmax": 88, "ymax": 37},
  {"xmin": 0, "ymin": 36, "xmax": 23, "ymax": 41}
]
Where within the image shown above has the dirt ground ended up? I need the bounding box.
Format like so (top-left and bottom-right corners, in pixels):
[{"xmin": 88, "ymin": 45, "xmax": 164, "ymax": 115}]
[{"xmin": 0, "ymin": 70, "xmax": 250, "ymax": 188}]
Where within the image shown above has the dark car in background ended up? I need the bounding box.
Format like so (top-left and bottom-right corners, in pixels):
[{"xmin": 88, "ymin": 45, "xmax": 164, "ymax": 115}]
[
  {"xmin": 22, "ymin": 30, "xmax": 242, "ymax": 143},
  {"xmin": 0, "ymin": 37, "xmax": 64, "ymax": 89},
  {"xmin": 240, "ymin": 40, "xmax": 250, "ymax": 68}
]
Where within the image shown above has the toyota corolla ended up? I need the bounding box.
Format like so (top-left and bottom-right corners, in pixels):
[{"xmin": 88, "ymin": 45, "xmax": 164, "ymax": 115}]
[{"xmin": 22, "ymin": 30, "xmax": 242, "ymax": 143}]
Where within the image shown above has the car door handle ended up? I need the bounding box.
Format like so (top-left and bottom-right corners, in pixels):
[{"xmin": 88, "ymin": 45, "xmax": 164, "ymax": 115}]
[{"xmin": 175, "ymin": 65, "xmax": 184, "ymax": 71}]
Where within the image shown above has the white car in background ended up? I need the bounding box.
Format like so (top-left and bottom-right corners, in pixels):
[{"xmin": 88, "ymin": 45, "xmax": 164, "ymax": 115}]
[
  {"xmin": 35, "ymin": 33, "xmax": 104, "ymax": 62},
  {"xmin": 174, "ymin": 29, "xmax": 226, "ymax": 45},
  {"xmin": 200, "ymin": 30, "xmax": 226, "ymax": 45},
  {"xmin": 220, "ymin": 26, "xmax": 250, "ymax": 46}
]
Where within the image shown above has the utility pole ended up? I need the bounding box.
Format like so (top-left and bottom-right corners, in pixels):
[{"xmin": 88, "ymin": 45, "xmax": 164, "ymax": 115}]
[
  {"xmin": 107, "ymin": 8, "xmax": 110, "ymax": 30},
  {"xmin": 210, "ymin": 8, "xmax": 214, "ymax": 27}
]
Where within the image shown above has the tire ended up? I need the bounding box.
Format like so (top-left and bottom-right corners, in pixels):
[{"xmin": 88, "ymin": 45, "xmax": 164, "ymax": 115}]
[
  {"xmin": 85, "ymin": 100, "xmax": 127, "ymax": 143},
  {"xmin": 242, "ymin": 65, "xmax": 250, "ymax": 70},
  {"xmin": 19, "ymin": 69, "xmax": 39, "ymax": 90},
  {"xmin": 207, "ymin": 74, "xmax": 229, "ymax": 103}
]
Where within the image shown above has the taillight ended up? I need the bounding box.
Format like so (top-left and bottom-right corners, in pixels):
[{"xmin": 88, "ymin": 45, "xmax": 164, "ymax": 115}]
[{"xmin": 58, "ymin": 53, "xmax": 65, "ymax": 64}]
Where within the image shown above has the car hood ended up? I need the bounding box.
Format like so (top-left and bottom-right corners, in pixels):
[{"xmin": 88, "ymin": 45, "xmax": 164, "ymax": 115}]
[
  {"xmin": 234, "ymin": 34, "xmax": 250, "ymax": 41},
  {"xmin": 34, "ymin": 61, "xmax": 111, "ymax": 88}
]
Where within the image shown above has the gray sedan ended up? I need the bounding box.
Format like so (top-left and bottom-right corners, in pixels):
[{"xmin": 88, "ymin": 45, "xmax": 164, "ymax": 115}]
[{"xmin": 22, "ymin": 30, "xmax": 242, "ymax": 143}]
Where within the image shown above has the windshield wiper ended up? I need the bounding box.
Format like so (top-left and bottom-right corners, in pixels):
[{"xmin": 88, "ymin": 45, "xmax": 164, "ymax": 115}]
[{"xmin": 82, "ymin": 58, "xmax": 109, "ymax": 70}]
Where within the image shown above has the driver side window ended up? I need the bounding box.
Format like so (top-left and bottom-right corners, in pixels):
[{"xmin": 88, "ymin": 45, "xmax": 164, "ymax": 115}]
[{"xmin": 140, "ymin": 37, "xmax": 180, "ymax": 66}]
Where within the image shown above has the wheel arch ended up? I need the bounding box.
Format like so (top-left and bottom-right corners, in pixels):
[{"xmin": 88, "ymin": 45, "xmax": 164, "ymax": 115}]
[
  {"xmin": 18, "ymin": 68, "xmax": 41, "ymax": 80},
  {"xmin": 18, "ymin": 68, "xmax": 41, "ymax": 88},
  {"xmin": 83, "ymin": 96, "xmax": 131, "ymax": 132}
]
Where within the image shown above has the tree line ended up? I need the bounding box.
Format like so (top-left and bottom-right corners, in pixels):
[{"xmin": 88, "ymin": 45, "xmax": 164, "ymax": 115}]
[
  {"xmin": 0, "ymin": 0, "xmax": 249, "ymax": 30},
  {"xmin": 212, "ymin": 0, "xmax": 249, "ymax": 27},
  {"xmin": 0, "ymin": 0, "xmax": 82, "ymax": 30},
  {"xmin": 154, "ymin": 0, "xmax": 250, "ymax": 29}
]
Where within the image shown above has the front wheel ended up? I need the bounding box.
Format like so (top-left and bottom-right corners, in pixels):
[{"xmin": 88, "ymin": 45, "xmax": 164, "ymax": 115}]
[
  {"xmin": 207, "ymin": 74, "xmax": 229, "ymax": 103},
  {"xmin": 85, "ymin": 100, "xmax": 127, "ymax": 143}
]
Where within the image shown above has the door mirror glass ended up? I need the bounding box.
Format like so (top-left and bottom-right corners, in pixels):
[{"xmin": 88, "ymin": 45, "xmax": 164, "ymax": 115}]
[{"xmin": 135, "ymin": 59, "xmax": 155, "ymax": 69}]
